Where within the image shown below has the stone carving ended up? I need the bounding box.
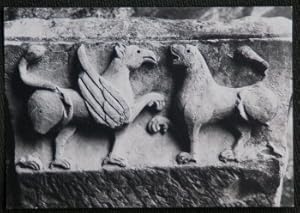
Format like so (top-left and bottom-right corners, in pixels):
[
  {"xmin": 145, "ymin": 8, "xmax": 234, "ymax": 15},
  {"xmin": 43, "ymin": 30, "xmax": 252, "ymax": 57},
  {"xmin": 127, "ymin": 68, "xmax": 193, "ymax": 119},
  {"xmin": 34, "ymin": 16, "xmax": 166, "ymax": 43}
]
[
  {"xmin": 5, "ymin": 15, "xmax": 292, "ymax": 208},
  {"xmin": 16, "ymin": 43, "xmax": 165, "ymax": 170},
  {"xmin": 77, "ymin": 44, "xmax": 165, "ymax": 167},
  {"xmin": 170, "ymin": 44, "xmax": 281, "ymax": 164},
  {"xmin": 147, "ymin": 115, "xmax": 171, "ymax": 134}
]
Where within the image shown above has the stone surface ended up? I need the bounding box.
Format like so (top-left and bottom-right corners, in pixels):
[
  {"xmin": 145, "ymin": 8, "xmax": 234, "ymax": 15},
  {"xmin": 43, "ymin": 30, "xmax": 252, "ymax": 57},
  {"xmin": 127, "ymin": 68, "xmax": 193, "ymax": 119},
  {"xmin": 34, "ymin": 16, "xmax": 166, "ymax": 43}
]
[
  {"xmin": 5, "ymin": 17, "xmax": 292, "ymax": 207},
  {"xmin": 134, "ymin": 7, "xmax": 253, "ymax": 21},
  {"xmin": 17, "ymin": 162, "xmax": 280, "ymax": 208},
  {"xmin": 251, "ymin": 7, "xmax": 292, "ymax": 19},
  {"xmin": 4, "ymin": 7, "xmax": 134, "ymax": 21},
  {"xmin": 4, "ymin": 17, "xmax": 292, "ymax": 41},
  {"xmin": 5, "ymin": 39, "xmax": 292, "ymax": 171},
  {"xmin": 5, "ymin": 7, "xmax": 292, "ymax": 21}
]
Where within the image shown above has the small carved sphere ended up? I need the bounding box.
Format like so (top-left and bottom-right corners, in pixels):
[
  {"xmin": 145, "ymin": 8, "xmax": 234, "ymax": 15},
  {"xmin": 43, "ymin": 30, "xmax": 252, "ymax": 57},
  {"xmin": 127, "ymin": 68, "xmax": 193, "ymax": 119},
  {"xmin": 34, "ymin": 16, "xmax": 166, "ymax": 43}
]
[
  {"xmin": 28, "ymin": 90, "xmax": 64, "ymax": 134},
  {"xmin": 25, "ymin": 45, "xmax": 47, "ymax": 62}
]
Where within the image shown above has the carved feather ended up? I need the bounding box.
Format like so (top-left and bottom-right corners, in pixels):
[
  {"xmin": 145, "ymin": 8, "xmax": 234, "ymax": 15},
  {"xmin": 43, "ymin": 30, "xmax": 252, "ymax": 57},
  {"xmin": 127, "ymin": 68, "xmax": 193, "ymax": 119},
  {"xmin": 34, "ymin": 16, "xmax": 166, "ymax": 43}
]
[{"xmin": 77, "ymin": 45, "xmax": 130, "ymax": 129}]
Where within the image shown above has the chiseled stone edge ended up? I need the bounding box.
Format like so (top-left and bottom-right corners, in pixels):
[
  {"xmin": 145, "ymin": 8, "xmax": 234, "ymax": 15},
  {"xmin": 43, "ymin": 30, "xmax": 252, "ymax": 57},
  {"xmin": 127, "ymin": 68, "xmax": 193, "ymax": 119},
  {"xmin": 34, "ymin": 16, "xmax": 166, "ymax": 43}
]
[
  {"xmin": 16, "ymin": 164, "xmax": 280, "ymax": 208},
  {"xmin": 4, "ymin": 17, "xmax": 292, "ymax": 42}
]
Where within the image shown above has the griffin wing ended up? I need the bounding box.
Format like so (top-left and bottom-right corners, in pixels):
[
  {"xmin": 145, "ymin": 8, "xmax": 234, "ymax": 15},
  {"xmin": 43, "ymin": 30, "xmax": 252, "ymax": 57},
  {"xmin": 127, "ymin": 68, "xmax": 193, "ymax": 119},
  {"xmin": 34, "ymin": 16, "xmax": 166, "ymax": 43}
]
[{"xmin": 77, "ymin": 45, "xmax": 130, "ymax": 129}]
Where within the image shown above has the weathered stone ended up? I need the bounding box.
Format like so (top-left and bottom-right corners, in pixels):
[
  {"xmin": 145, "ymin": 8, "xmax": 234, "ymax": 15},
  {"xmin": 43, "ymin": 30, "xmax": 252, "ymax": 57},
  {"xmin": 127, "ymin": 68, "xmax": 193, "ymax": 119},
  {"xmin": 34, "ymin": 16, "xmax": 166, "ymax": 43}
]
[
  {"xmin": 5, "ymin": 17, "xmax": 292, "ymax": 207},
  {"xmin": 251, "ymin": 7, "xmax": 292, "ymax": 19},
  {"xmin": 5, "ymin": 7, "xmax": 292, "ymax": 22},
  {"xmin": 134, "ymin": 7, "xmax": 254, "ymax": 21},
  {"xmin": 4, "ymin": 7, "xmax": 134, "ymax": 21},
  {"xmin": 4, "ymin": 17, "xmax": 292, "ymax": 41},
  {"xmin": 17, "ymin": 162, "xmax": 280, "ymax": 208}
]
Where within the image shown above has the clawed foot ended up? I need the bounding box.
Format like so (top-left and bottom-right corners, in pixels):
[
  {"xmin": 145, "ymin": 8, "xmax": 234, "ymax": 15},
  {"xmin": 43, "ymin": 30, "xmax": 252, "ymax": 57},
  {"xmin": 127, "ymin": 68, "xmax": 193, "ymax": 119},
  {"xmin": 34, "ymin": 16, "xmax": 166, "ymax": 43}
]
[
  {"xmin": 176, "ymin": 152, "xmax": 196, "ymax": 165},
  {"xmin": 147, "ymin": 115, "xmax": 170, "ymax": 134},
  {"xmin": 49, "ymin": 159, "xmax": 71, "ymax": 170},
  {"xmin": 102, "ymin": 156, "xmax": 127, "ymax": 168},
  {"xmin": 148, "ymin": 94, "xmax": 166, "ymax": 111},
  {"xmin": 16, "ymin": 155, "xmax": 43, "ymax": 170},
  {"xmin": 265, "ymin": 142, "xmax": 284, "ymax": 158},
  {"xmin": 219, "ymin": 149, "xmax": 240, "ymax": 163}
]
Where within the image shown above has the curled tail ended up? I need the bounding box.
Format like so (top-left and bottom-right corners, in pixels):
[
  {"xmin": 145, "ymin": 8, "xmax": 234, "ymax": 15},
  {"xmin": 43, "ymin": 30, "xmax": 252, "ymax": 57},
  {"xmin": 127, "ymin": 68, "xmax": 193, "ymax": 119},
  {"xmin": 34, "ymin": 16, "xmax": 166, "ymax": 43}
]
[
  {"xmin": 234, "ymin": 45, "xmax": 270, "ymax": 78},
  {"xmin": 18, "ymin": 45, "xmax": 58, "ymax": 91},
  {"xmin": 19, "ymin": 45, "xmax": 74, "ymax": 132}
]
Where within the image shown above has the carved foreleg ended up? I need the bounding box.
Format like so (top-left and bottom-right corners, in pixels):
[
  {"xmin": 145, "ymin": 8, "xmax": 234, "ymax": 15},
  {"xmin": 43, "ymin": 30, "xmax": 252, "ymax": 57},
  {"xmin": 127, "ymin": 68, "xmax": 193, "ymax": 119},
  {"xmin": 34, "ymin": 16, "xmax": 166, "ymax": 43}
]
[
  {"xmin": 219, "ymin": 125, "xmax": 251, "ymax": 163},
  {"xmin": 176, "ymin": 122, "xmax": 201, "ymax": 165},
  {"xmin": 129, "ymin": 92, "xmax": 165, "ymax": 122},
  {"xmin": 147, "ymin": 115, "xmax": 171, "ymax": 134},
  {"xmin": 49, "ymin": 125, "xmax": 77, "ymax": 170}
]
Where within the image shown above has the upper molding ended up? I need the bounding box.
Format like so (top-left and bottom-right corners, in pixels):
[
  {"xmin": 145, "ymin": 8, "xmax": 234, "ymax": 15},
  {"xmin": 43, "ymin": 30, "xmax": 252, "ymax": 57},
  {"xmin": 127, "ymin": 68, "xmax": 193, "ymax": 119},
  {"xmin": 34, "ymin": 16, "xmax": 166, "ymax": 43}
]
[{"xmin": 4, "ymin": 17, "xmax": 292, "ymax": 42}]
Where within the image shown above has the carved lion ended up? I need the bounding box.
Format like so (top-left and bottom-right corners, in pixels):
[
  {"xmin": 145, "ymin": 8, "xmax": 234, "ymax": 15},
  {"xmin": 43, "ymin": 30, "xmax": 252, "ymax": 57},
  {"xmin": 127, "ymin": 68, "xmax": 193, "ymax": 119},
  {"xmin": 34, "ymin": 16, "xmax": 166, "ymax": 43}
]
[{"xmin": 170, "ymin": 44, "xmax": 280, "ymax": 164}]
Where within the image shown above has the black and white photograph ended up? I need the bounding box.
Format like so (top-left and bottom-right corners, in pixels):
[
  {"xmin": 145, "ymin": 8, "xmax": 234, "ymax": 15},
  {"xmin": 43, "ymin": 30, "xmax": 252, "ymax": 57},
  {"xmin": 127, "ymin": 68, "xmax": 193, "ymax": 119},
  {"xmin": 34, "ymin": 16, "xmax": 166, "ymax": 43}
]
[{"xmin": 3, "ymin": 6, "xmax": 293, "ymax": 208}]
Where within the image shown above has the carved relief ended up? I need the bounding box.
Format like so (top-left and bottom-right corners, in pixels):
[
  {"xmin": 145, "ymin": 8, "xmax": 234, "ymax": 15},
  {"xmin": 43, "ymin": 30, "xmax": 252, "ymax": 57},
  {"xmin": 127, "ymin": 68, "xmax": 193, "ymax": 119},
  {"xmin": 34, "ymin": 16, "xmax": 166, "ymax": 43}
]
[
  {"xmin": 16, "ymin": 43, "xmax": 166, "ymax": 170},
  {"xmin": 147, "ymin": 115, "xmax": 171, "ymax": 134},
  {"xmin": 5, "ymin": 14, "xmax": 292, "ymax": 208},
  {"xmin": 169, "ymin": 44, "xmax": 280, "ymax": 164}
]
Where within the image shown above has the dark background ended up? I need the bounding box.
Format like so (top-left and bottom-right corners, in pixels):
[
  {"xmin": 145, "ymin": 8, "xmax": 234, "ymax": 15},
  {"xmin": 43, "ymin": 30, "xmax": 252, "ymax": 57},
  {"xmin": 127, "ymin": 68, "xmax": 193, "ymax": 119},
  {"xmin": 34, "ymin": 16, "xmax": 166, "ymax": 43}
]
[{"xmin": 1, "ymin": 0, "xmax": 299, "ymax": 212}]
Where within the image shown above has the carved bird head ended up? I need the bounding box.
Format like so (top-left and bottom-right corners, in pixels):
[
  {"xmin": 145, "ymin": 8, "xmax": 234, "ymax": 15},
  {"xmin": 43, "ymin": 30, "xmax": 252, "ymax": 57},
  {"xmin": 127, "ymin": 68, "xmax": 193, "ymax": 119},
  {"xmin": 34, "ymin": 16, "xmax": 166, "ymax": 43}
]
[
  {"xmin": 170, "ymin": 44, "xmax": 203, "ymax": 68},
  {"xmin": 115, "ymin": 43, "xmax": 158, "ymax": 69}
]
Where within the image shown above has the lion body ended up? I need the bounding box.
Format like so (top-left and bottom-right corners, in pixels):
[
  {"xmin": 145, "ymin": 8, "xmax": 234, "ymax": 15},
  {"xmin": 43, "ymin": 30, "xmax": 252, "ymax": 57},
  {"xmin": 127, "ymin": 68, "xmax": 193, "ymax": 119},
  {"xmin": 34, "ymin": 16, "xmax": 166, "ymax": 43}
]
[
  {"xmin": 28, "ymin": 89, "xmax": 89, "ymax": 134},
  {"xmin": 171, "ymin": 44, "xmax": 278, "ymax": 162}
]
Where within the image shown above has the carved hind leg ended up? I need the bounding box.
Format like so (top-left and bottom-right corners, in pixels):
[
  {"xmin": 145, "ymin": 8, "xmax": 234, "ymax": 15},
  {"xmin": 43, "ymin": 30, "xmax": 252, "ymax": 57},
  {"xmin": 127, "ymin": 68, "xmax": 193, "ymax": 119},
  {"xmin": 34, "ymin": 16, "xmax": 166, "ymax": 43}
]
[
  {"xmin": 176, "ymin": 122, "xmax": 201, "ymax": 165},
  {"xmin": 102, "ymin": 126, "xmax": 128, "ymax": 168},
  {"xmin": 49, "ymin": 125, "xmax": 76, "ymax": 170},
  {"xmin": 219, "ymin": 125, "xmax": 251, "ymax": 163},
  {"xmin": 16, "ymin": 153, "xmax": 43, "ymax": 171},
  {"xmin": 263, "ymin": 125, "xmax": 284, "ymax": 158}
]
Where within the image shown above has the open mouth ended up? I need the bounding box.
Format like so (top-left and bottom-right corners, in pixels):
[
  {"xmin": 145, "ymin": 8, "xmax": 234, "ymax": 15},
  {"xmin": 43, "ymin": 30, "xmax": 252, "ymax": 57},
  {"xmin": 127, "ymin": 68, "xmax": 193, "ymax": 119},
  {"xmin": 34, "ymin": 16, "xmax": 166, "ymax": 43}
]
[
  {"xmin": 143, "ymin": 56, "xmax": 157, "ymax": 65},
  {"xmin": 170, "ymin": 47, "xmax": 181, "ymax": 64}
]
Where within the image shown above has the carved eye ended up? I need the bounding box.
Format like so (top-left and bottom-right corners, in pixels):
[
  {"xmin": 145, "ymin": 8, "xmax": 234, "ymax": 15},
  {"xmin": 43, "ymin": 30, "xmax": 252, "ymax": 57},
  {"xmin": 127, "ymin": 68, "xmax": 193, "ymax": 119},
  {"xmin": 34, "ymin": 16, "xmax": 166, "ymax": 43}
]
[
  {"xmin": 187, "ymin": 49, "xmax": 190, "ymax": 53},
  {"xmin": 137, "ymin": 50, "xmax": 141, "ymax": 53}
]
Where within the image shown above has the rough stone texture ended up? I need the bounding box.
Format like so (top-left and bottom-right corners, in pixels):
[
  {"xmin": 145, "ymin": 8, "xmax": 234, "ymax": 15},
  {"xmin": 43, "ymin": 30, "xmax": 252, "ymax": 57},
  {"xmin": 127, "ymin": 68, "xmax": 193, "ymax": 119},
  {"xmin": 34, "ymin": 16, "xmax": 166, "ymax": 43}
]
[
  {"xmin": 4, "ymin": 7, "xmax": 292, "ymax": 21},
  {"xmin": 17, "ymin": 162, "xmax": 280, "ymax": 208},
  {"xmin": 133, "ymin": 7, "xmax": 254, "ymax": 21},
  {"xmin": 4, "ymin": 17, "xmax": 292, "ymax": 207},
  {"xmin": 280, "ymin": 101, "xmax": 294, "ymax": 206},
  {"xmin": 251, "ymin": 7, "xmax": 292, "ymax": 19},
  {"xmin": 4, "ymin": 17, "xmax": 292, "ymax": 42},
  {"xmin": 4, "ymin": 7, "xmax": 134, "ymax": 21}
]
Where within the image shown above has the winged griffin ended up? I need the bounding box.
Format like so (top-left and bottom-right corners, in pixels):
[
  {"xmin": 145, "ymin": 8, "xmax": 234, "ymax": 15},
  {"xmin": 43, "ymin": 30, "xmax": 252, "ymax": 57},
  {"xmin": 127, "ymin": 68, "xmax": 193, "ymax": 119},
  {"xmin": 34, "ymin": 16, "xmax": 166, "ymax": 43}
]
[{"xmin": 17, "ymin": 43, "xmax": 165, "ymax": 170}]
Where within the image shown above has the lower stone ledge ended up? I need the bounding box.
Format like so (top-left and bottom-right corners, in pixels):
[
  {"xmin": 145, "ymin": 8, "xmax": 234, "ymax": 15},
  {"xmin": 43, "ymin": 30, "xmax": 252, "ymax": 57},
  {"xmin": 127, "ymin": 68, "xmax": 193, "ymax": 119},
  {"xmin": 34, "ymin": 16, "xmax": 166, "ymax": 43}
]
[{"xmin": 14, "ymin": 161, "xmax": 280, "ymax": 208}]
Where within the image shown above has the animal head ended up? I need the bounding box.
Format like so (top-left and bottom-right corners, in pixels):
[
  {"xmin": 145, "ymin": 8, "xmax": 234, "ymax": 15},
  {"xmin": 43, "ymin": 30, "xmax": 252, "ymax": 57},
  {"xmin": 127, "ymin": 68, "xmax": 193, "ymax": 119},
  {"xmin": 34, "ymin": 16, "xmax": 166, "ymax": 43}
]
[
  {"xmin": 114, "ymin": 43, "xmax": 158, "ymax": 69},
  {"xmin": 170, "ymin": 44, "xmax": 204, "ymax": 68}
]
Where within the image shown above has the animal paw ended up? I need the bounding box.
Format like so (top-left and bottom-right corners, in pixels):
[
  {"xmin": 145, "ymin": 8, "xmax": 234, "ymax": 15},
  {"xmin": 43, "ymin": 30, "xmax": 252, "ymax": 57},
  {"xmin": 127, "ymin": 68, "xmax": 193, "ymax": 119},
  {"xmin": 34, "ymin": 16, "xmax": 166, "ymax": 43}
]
[
  {"xmin": 219, "ymin": 149, "xmax": 239, "ymax": 163},
  {"xmin": 102, "ymin": 156, "xmax": 127, "ymax": 168},
  {"xmin": 266, "ymin": 142, "xmax": 284, "ymax": 158},
  {"xmin": 176, "ymin": 152, "xmax": 197, "ymax": 165},
  {"xmin": 148, "ymin": 94, "xmax": 166, "ymax": 111},
  {"xmin": 49, "ymin": 159, "xmax": 71, "ymax": 170},
  {"xmin": 16, "ymin": 155, "xmax": 43, "ymax": 170},
  {"xmin": 147, "ymin": 115, "xmax": 170, "ymax": 134}
]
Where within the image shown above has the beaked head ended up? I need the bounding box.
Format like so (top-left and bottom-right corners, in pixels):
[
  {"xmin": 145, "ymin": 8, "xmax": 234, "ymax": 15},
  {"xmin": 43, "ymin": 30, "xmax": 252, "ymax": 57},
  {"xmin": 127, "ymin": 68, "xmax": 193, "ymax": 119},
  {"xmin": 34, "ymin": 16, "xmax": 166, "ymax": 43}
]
[
  {"xmin": 115, "ymin": 43, "xmax": 158, "ymax": 69},
  {"xmin": 170, "ymin": 44, "xmax": 202, "ymax": 68}
]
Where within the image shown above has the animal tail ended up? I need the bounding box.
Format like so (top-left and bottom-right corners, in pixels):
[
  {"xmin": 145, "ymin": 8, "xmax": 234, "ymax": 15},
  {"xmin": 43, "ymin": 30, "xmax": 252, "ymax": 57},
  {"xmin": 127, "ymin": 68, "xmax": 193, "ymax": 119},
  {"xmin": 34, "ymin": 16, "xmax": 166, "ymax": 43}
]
[
  {"xmin": 234, "ymin": 45, "xmax": 270, "ymax": 80},
  {"xmin": 18, "ymin": 45, "xmax": 59, "ymax": 91},
  {"xmin": 19, "ymin": 45, "xmax": 74, "ymax": 130},
  {"xmin": 236, "ymin": 93, "xmax": 249, "ymax": 121}
]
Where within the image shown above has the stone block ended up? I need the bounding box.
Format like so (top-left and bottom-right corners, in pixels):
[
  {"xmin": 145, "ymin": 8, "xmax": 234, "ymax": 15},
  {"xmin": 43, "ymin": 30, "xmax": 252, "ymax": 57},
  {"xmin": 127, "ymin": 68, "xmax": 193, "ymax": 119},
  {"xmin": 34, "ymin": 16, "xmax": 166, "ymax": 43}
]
[{"xmin": 5, "ymin": 17, "xmax": 292, "ymax": 208}]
